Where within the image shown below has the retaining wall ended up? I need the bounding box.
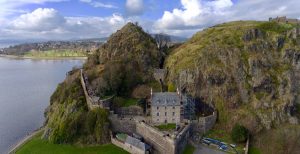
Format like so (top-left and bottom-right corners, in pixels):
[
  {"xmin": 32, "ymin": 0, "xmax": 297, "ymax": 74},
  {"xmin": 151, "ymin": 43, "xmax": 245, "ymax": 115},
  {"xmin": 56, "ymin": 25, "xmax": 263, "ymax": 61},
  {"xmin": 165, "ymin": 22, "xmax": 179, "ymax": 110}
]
[
  {"xmin": 80, "ymin": 69, "xmax": 113, "ymax": 110},
  {"xmin": 109, "ymin": 114, "xmax": 137, "ymax": 134},
  {"xmin": 174, "ymin": 124, "xmax": 191, "ymax": 154},
  {"xmin": 115, "ymin": 106, "xmax": 144, "ymax": 116},
  {"xmin": 111, "ymin": 136, "xmax": 145, "ymax": 154},
  {"xmin": 136, "ymin": 122, "xmax": 175, "ymax": 154},
  {"xmin": 191, "ymin": 111, "xmax": 217, "ymax": 134}
]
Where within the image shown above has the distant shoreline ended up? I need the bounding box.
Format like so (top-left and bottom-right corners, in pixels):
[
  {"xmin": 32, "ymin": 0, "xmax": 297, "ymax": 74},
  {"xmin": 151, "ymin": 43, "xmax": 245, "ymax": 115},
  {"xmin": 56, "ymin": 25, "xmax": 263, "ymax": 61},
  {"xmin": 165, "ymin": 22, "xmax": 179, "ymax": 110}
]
[
  {"xmin": 0, "ymin": 54, "xmax": 87, "ymax": 60},
  {"xmin": 9, "ymin": 128, "xmax": 44, "ymax": 154}
]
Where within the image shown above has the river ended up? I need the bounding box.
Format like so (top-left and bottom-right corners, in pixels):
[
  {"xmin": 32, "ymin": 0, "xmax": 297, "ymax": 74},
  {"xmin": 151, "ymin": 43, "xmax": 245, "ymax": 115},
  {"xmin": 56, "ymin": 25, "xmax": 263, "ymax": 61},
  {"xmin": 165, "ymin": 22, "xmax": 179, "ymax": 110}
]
[{"xmin": 0, "ymin": 57, "xmax": 84, "ymax": 153}]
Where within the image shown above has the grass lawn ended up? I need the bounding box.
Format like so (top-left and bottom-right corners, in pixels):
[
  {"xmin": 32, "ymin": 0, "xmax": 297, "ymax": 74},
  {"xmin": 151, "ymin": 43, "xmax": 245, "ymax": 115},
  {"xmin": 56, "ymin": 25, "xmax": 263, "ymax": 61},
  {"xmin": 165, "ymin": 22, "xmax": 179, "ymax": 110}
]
[
  {"xmin": 204, "ymin": 129, "xmax": 245, "ymax": 154},
  {"xmin": 249, "ymin": 147, "xmax": 262, "ymax": 154},
  {"xmin": 16, "ymin": 132, "xmax": 128, "ymax": 154},
  {"xmin": 121, "ymin": 98, "xmax": 138, "ymax": 107},
  {"xmin": 155, "ymin": 123, "xmax": 176, "ymax": 131},
  {"xmin": 183, "ymin": 144, "xmax": 195, "ymax": 154}
]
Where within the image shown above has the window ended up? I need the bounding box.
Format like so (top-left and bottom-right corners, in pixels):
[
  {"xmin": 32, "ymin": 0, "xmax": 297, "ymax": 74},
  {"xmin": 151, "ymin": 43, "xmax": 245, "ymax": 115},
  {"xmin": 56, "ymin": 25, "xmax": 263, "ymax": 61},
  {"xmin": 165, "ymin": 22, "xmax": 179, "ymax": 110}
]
[
  {"xmin": 165, "ymin": 112, "xmax": 167, "ymax": 116},
  {"xmin": 165, "ymin": 106, "xmax": 167, "ymax": 110},
  {"xmin": 157, "ymin": 119, "xmax": 159, "ymax": 121},
  {"xmin": 173, "ymin": 106, "xmax": 175, "ymax": 109},
  {"xmin": 173, "ymin": 112, "xmax": 175, "ymax": 116},
  {"xmin": 157, "ymin": 107, "xmax": 159, "ymax": 110},
  {"xmin": 172, "ymin": 119, "xmax": 175, "ymax": 121},
  {"xmin": 157, "ymin": 112, "xmax": 159, "ymax": 116}
]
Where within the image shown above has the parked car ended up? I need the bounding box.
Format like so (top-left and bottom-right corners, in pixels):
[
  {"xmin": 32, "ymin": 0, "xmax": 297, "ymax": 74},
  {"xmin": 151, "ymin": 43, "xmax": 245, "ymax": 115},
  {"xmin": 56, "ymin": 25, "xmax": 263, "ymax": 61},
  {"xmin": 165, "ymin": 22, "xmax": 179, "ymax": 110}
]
[
  {"xmin": 219, "ymin": 145, "xmax": 228, "ymax": 151},
  {"xmin": 230, "ymin": 144, "xmax": 237, "ymax": 148},
  {"xmin": 202, "ymin": 138, "xmax": 211, "ymax": 145}
]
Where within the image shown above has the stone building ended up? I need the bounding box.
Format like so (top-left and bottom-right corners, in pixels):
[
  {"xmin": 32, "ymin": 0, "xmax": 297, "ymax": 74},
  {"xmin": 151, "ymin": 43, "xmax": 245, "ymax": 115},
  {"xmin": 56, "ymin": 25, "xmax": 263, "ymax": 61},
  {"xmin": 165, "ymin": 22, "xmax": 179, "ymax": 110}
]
[
  {"xmin": 150, "ymin": 90, "xmax": 195, "ymax": 124},
  {"xmin": 112, "ymin": 133, "xmax": 151, "ymax": 154},
  {"xmin": 153, "ymin": 69, "xmax": 166, "ymax": 82},
  {"xmin": 269, "ymin": 16, "xmax": 300, "ymax": 25}
]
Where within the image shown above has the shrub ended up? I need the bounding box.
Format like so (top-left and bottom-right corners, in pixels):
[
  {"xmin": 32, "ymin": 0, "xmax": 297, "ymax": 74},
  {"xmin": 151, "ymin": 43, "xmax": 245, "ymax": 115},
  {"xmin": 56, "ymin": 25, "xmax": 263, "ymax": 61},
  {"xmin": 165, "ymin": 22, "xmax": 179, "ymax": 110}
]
[
  {"xmin": 168, "ymin": 83, "xmax": 176, "ymax": 92},
  {"xmin": 231, "ymin": 124, "xmax": 248, "ymax": 143},
  {"xmin": 257, "ymin": 22, "xmax": 293, "ymax": 33}
]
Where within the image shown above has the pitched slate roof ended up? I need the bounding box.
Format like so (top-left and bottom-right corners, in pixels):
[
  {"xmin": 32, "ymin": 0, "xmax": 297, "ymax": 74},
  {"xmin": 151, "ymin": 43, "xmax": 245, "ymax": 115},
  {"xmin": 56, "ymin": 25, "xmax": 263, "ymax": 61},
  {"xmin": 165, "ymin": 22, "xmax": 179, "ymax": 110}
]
[
  {"xmin": 125, "ymin": 136, "xmax": 151, "ymax": 151},
  {"xmin": 151, "ymin": 92, "xmax": 181, "ymax": 106}
]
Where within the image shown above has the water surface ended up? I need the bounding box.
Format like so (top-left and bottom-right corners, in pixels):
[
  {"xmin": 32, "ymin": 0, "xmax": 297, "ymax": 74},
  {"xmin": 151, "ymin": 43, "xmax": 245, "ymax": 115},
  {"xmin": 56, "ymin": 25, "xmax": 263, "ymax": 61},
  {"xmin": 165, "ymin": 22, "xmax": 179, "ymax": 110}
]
[{"xmin": 0, "ymin": 57, "xmax": 84, "ymax": 153}]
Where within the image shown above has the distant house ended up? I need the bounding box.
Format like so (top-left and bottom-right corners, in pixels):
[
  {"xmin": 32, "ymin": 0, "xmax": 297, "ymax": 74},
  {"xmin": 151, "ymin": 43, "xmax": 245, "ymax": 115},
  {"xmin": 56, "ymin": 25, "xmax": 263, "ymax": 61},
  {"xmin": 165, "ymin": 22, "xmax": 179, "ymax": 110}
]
[{"xmin": 150, "ymin": 90, "xmax": 195, "ymax": 124}]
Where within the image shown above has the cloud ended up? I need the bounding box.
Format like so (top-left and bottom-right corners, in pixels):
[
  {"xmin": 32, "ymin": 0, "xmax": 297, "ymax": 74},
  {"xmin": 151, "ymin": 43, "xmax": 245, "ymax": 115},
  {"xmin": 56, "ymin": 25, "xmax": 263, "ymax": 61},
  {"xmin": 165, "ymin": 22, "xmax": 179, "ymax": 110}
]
[
  {"xmin": 0, "ymin": 0, "xmax": 68, "ymax": 26},
  {"xmin": 11, "ymin": 8, "xmax": 65, "ymax": 31},
  {"xmin": 155, "ymin": 0, "xmax": 233, "ymax": 30},
  {"xmin": 125, "ymin": 0, "xmax": 144, "ymax": 16},
  {"xmin": 1, "ymin": 8, "xmax": 127, "ymax": 40},
  {"xmin": 79, "ymin": 0, "xmax": 118, "ymax": 9},
  {"xmin": 153, "ymin": 0, "xmax": 300, "ymax": 37}
]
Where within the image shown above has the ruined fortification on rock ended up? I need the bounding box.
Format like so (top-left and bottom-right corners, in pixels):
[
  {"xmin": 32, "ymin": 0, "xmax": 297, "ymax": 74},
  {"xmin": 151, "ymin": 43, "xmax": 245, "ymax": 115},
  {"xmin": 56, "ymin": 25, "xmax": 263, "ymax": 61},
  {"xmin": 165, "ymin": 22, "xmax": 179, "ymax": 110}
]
[
  {"xmin": 79, "ymin": 68, "xmax": 216, "ymax": 154},
  {"xmin": 269, "ymin": 16, "xmax": 300, "ymax": 25}
]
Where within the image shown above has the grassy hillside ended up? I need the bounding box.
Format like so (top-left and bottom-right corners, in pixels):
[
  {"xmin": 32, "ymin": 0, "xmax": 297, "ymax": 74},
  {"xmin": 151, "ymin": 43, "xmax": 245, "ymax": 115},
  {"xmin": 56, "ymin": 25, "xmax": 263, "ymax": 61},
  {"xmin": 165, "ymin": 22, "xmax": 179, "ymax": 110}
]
[
  {"xmin": 42, "ymin": 22, "xmax": 162, "ymax": 147},
  {"xmin": 83, "ymin": 22, "xmax": 162, "ymax": 99},
  {"xmin": 43, "ymin": 70, "xmax": 110, "ymax": 145},
  {"xmin": 165, "ymin": 21, "xmax": 300, "ymax": 154}
]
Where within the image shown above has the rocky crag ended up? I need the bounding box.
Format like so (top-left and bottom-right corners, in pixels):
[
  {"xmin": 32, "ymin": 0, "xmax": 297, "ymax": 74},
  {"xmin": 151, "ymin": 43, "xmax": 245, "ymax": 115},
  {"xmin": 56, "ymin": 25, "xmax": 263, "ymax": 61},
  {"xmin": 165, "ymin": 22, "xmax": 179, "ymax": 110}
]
[
  {"xmin": 44, "ymin": 21, "xmax": 300, "ymax": 153},
  {"xmin": 165, "ymin": 21, "xmax": 300, "ymax": 153},
  {"xmin": 43, "ymin": 22, "xmax": 162, "ymax": 145}
]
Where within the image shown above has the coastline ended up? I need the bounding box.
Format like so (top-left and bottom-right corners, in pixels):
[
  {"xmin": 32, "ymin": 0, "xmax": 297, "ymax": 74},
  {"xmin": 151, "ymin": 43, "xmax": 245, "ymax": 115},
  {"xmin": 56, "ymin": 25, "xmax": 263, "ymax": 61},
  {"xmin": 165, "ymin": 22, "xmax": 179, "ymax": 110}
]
[
  {"xmin": 9, "ymin": 128, "xmax": 44, "ymax": 154},
  {"xmin": 0, "ymin": 54, "xmax": 87, "ymax": 60}
]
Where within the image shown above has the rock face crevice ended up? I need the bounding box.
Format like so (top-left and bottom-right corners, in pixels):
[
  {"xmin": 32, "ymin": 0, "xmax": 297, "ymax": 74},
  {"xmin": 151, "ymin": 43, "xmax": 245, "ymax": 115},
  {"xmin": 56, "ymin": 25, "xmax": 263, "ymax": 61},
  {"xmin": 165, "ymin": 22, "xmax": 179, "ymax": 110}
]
[{"xmin": 165, "ymin": 21, "xmax": 300, "ymax": 132}]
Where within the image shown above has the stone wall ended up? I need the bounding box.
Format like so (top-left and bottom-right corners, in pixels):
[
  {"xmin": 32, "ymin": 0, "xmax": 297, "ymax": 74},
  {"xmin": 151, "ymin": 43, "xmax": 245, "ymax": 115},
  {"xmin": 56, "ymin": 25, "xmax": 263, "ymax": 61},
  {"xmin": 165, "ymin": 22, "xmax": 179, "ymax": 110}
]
[
  {"xmin": 191, "ymin": 111, "xmax": 217, "ymax": 134},
  {"xmin": 80, "ymin": 69, "xmax": 99, "ymax": 110},
  {"xmin": 111, "ymin": 136, "xmax": 145, "ymax": 154},
  {"xmin": 136, "ymin": 122, "xmax": 175, "ymax": 154},
  {"xmin": 153, "ymin": 69, "xmax": 166, "ymax": 82},
  {"xmin": 174, "ymin": 124, "xmax": 191, "ymax": 154},
  {"xmin": 136, "ymin": 122, "xmax": 191, "ymax": 154},
  {"xmin": 151, "ymin": 105, "xmax": 181, "ymax": 124},
  {"xmin": 109, "ymin": 114, "xmax": 137, "ymax": 134},
  {"xmin": 115, "ymin": 106, "xmax": 144, "ymax": 116},
  {"xmin": 80, "ymin": 69, "xmax": 113, "ymax": 110}
]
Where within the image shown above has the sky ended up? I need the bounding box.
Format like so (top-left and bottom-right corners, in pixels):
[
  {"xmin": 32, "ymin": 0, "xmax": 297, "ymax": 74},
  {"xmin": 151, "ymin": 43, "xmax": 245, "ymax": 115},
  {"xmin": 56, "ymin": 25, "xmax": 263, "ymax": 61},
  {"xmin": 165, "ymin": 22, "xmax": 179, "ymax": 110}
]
[{"xmin": 0, "ymin": 0, "xmax": 300, "ymax": 41}]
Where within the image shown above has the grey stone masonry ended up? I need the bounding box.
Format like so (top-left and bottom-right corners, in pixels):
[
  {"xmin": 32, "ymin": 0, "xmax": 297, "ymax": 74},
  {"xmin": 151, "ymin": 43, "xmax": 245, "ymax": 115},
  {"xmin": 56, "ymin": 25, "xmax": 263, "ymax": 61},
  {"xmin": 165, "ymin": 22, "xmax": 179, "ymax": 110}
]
[
  {"xmin": 150, "ymin": 92, "xmax": 195, "ymax": 124},
  {"xmin": 80, "ymin": 69, "xmax": 113, "ymax": 110},
  {"xmin": 153, "ymin": 69, "xmax": 166, "ymax": 82}
]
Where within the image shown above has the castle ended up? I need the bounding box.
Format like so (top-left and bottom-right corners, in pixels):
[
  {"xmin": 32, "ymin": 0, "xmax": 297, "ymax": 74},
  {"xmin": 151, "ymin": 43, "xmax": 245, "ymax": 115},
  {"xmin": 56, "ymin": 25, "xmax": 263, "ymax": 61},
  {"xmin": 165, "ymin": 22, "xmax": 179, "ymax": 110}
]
[
  {"xmin": 269, "ymin": 16, "xmax": 300, "ymax": 25},
  {"xmin": 79, "ymin": 69, "xmax": 216, "ymax": 154}
]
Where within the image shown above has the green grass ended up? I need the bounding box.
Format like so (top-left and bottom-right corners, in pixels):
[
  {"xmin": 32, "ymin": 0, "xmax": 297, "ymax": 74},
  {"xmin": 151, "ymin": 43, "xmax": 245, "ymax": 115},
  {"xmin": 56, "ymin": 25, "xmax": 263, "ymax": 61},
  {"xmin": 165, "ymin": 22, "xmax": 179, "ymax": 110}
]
[
  {"xmin": 155, "ymin": 123, "xmax": 176, "ymax": 131},
  {"xmin": 183, "ymin": 144, "xmax": 195, "ymax": 154},
  {"xmin": 25, "ymin": 50, "xmax": 87, "ymax": 58},
  {"xmin": 205, "ymin": 129, "xmax": 245, "ymax": 154},
  {"xmin": 257, "ymin": 21, "xmax": 294, "ymax": 33},
  {"xmin": 121, "ymin": 98, "xmax": 138, "ymax": 107},
  {"xmin": 102, "ymin": 95, "xmax": 114, "ymax": 100},
  {"xmin": 16, "ymin": 132, "xmax": 128, "ymax": 154},
  {"xmin": 249, "ymin": 147, "xmax": 262, "ymax": 154}
]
